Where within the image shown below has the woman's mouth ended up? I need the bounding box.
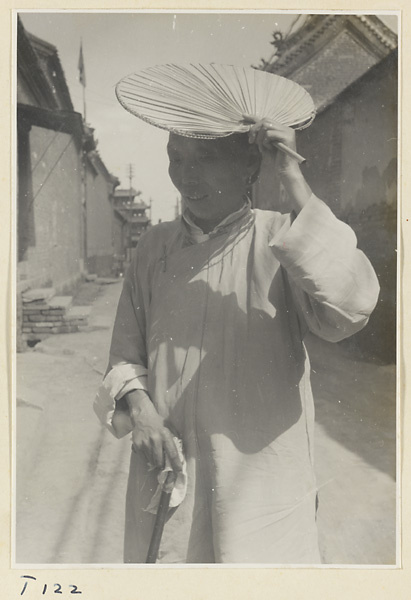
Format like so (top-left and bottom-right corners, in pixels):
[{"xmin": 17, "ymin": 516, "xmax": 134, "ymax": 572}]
[{"xmin": 184, "ymin": 193, "xmax": 209, "ymax": 202}]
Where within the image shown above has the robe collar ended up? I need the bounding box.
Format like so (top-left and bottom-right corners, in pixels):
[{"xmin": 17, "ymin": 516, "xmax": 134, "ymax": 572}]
[{"xmin": 181, "ymin": 198, "xmax": 252, "ymax": 244}]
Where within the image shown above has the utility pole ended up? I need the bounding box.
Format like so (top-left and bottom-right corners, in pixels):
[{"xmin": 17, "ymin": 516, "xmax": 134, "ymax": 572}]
[
  {"xmin": 149, "ymin": 197, "xmax": 153, "ymax": 224},
  {"xmin": 127, "ymin": 163, "xmax": 134, "ymax": 203}
]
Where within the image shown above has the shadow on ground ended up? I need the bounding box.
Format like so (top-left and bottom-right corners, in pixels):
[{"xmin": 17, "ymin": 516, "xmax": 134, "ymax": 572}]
[{"xmin": 306, "ymin": 333, "xmax": 396, "ymax": 479}]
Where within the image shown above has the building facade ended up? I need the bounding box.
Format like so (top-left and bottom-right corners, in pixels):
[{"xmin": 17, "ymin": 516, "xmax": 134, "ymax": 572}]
[
  {"xmin": 17, "ymin": 20, "xmax": 85, "ymax": 293},
  {"xmin": 17, "ymin": 17, "xmax": 120, "ymax": 288}
]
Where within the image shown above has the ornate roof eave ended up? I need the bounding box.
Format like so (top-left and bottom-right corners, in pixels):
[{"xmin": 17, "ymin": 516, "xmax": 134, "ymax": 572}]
[
  {"xmin": 264, "ymin": 14, "xmax": 397, "ymax": 77},
  {"xmin": 114, "ymin": 187, "xmax": 140, "ymax": 197},
  {"xmin": 357, "ymin": 14, "xmax": 398, "ymax": 50}
]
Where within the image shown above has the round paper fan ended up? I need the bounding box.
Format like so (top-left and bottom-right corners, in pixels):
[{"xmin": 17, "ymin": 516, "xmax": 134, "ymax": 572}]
[{"xmin": 115, "ymin": 63, "xmax": 316, "ymax": 139}]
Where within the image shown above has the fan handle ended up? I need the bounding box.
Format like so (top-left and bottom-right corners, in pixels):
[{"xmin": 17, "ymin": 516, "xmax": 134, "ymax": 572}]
[{"xmin": 275, "ymin": 142, "xmax": 306, "ymax": 165}]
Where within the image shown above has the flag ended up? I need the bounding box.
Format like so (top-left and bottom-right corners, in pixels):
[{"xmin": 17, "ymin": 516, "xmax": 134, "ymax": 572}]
[{"xmin": 78, "ymin": 42, "xmax": 86, "ymax": 87}]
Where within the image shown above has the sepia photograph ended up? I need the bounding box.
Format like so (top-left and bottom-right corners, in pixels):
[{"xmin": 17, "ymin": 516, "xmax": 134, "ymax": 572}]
[{"xmin": 13, "ymin": 10, "xmax": 398, "ymax": 568}]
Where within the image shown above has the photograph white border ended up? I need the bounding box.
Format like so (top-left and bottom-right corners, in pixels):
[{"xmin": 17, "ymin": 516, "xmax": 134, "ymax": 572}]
[{"xmin": 3, "ymin": 2, "xmax": 409, "ymax": 599}]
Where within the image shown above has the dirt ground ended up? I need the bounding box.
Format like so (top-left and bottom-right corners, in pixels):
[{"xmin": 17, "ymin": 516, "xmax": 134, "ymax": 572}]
[{"xmin": 15, "ymin": 279, "xmax": 397, "ymax": 565}]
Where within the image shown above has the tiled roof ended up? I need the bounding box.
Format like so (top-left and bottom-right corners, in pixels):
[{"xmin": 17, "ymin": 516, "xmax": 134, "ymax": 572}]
[{"xmin": 263, "ymin": 14, "xmax": 398, "ymax": 112}]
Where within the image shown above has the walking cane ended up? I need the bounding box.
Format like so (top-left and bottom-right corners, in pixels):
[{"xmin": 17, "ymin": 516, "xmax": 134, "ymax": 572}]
[{"xmin": 146, "ymin": 471, "xmax": 176, "ymax": 563}]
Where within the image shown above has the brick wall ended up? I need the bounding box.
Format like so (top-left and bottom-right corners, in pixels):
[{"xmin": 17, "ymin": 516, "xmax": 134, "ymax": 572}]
[
  {"xmin": 339, "ymin": 62, "xmax": 397, "ymax": 213},
  {"xmin": 18, "ymin": 125, "xmax": 84, "ymax": 292},
  {"xmin": 298, "ymin": 51, "xmax": 397, "ymax": 214},
  {"xmin": 299, "ymin": 52, "xmax": 397, "ymax": 363}
]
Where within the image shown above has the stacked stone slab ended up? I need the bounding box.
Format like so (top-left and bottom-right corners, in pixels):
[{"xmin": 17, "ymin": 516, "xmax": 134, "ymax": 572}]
[{"xmin": 21, "ymin": 288, "xmax": 92, "ymax": 343}]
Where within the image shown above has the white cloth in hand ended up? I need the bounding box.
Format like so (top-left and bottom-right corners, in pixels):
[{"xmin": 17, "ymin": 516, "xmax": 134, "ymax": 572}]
[{"xmin": 144, "ymin": 437, "xmax": 187, "ymax": 514}]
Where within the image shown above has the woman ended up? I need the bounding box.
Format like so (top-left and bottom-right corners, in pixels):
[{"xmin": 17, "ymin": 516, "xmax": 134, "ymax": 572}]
[{"xmin": 95, "ymin": 119, "xmax": 379, "ymax": 563}]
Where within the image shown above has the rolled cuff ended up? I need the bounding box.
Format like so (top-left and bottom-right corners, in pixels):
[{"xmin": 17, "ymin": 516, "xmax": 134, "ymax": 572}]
[{"xmin": 93, "ymin": 363, "xmax": 148, "ymax": 436}]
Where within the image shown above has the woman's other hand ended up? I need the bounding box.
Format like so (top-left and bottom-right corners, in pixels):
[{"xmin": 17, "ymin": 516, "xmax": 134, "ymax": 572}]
[{"xmin": 248, "ymin": 118, "xmax": 312, "ymax": 214}]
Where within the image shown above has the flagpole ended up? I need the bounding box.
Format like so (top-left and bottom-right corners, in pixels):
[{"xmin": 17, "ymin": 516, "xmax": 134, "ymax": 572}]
[
  {"xmin": 82, "ymin": 81, "xmax": 87, "ymax": 123},
  {"xmin": 78, "ymin": 39, "xmax": 87, "ymax": 123}
]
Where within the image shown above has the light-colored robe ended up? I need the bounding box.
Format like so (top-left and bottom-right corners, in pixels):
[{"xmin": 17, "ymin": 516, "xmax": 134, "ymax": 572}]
[{"xmin": 95, "ymin": 195, "xmax": 379, "ymax": 564}]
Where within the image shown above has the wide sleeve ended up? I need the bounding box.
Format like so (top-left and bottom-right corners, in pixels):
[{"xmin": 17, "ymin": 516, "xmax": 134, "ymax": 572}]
[
  {"xmin": 269, "ymin": 194, "xmax": 380, "ymax": 343},
  {"xmin": 93, "ymin": 247, "xmax": 150, "ymax": 437}
]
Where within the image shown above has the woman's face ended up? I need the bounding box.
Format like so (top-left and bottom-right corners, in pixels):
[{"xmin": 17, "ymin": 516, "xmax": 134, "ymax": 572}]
[{"xmin": 167, "ymin": 133, "xmax": 260, "ymax": 225}]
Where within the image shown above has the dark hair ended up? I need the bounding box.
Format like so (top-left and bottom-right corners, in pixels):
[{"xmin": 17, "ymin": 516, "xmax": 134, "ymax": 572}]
[{"xmin": 225, "ymin": 133, "xmax": 262, "ymax": 184}]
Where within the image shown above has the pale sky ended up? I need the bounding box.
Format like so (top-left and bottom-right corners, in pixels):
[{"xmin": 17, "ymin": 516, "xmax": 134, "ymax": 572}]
[{"xmin": 18, "ymin": 11, "xmax": 398, "ymax": 223}]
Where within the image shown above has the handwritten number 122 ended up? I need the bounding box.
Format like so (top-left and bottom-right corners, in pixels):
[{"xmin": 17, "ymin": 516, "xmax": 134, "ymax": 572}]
[{"xmin": 20, "ymin": 576, "xmax": 82, "ymax": 595}]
